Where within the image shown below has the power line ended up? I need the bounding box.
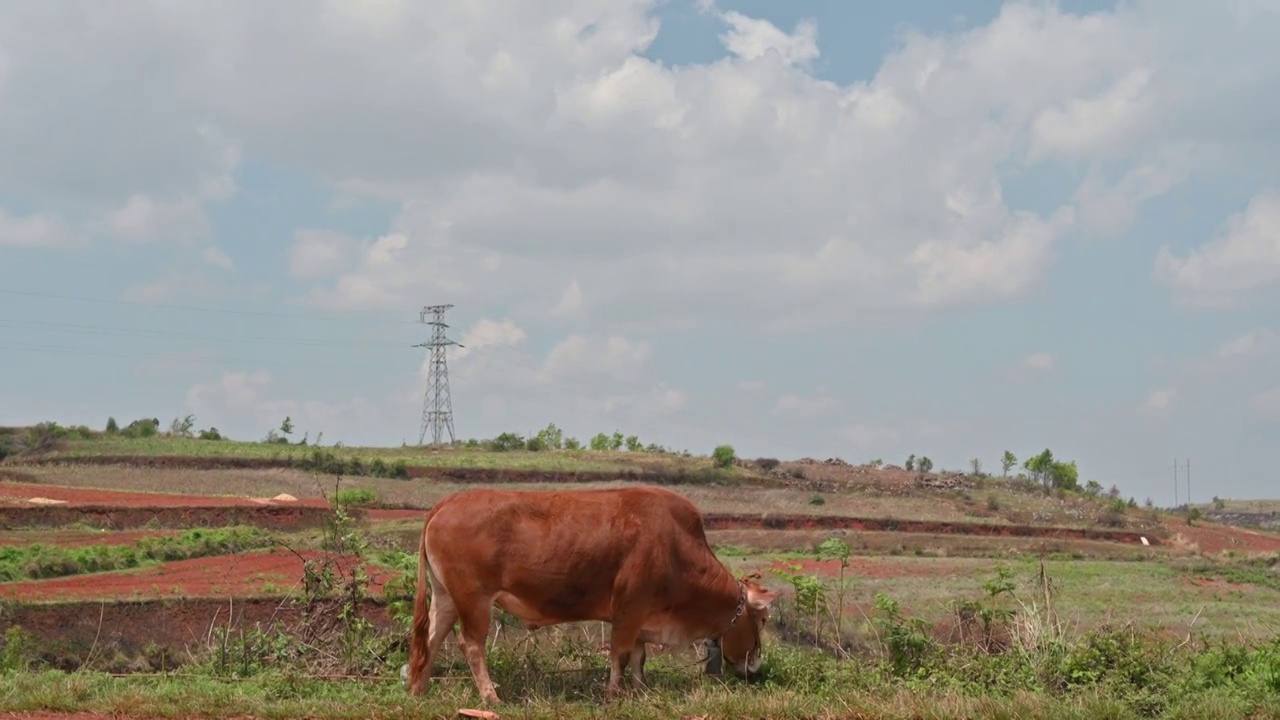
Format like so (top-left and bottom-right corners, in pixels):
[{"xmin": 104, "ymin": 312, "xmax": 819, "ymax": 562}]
[
  {"xmin": 0, "ymin": 340, "xmax": 400, "ymax": 374},
  {"xmin": 0, "ymin": 317, "xmax": 412, "ymax": 350},
  {"xmin": 414, "ymin": 304, "xmax": 460, "ymax": 446},
  {"xmin": 0, "ymin": 287, "xmax": 418, "ymax": 324}
]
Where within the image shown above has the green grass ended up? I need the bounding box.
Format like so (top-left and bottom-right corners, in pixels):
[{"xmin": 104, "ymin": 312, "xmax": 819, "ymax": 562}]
[
  {"xmin": 3, "ymin": 633, "xmax": 1280, "ymax": 719},
  {"xmin": 0, "ymin": 527, "xmax": 277, "ymax": 582},
  {"xmin": 734, "ymin": 551, "xmax": 1280, "ymax": 644},
  {"xmin": 46, "ymin": 435, "xmax": 721, "ymax": 473}
]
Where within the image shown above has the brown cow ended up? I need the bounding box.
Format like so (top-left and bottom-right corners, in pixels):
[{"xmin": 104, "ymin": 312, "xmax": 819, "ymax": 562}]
[{"xmin": 405, "ymin": 485, "xmax": 779, "ymax": 705}]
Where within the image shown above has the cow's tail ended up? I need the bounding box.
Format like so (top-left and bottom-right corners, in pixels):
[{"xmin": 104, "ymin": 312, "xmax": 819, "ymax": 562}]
[{"xmin": 406, "ymin": 510, "xmax": 435, "ymax": 695}]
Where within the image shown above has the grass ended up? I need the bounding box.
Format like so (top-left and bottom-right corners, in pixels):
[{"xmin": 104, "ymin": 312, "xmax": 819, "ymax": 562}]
[
  {"xmin": 6, "ymin": 462, "xmax": 1171, "ymax": 537},
  {"xmin": 46, "ymin": 435, "xmax": 716, "ymax": 473},
  {"xmin": 0, "ymin": 527, "xmax": 278, "ymax": 582},
  {"xmin": 4, "ymin": 626, "xmax": 1280, "ymax": 719},
  {"xmin": 6, "ymin": 425, "xmax": 1280, "ymax": 717}
]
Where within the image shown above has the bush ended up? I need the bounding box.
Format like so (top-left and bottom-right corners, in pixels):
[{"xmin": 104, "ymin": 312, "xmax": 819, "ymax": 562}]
[
  {"xmin": 756, "ymin": 457, "xmax": 781, "ymax": 471},
  {"xmin": 711, "ymin": 444, "xmax": 736, "ymax": 469},
  {"xmin": 334, "ymin": 488, "xmax": 378, "ymax": 508},
  {"xmin": 488, "ymin": 432, "xmax": 524, "ymax": 451}
]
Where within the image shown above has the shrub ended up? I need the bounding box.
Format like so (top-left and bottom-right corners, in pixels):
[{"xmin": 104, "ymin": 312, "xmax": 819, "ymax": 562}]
[
  {"xmin": 711, "ymin": 444, "xmax": 736, "ymax": 469},
  {"xmin": 334, "ymin": 488, "xmax": 378, "ymax": 508},
  {"xmin": 488, "ymin": 432, "xmax": 524, "ymax": 451},
  {"xmin": 756, "ymin": 457, "xmax": 781, "ymax": 471}
]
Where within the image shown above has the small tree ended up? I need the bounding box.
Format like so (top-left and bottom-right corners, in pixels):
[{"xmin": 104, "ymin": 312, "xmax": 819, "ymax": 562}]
[
  {"xmin": 905, "ymin": 454, "xmax": 916, "ymax": 472},
  {"xmin": 608, "ymin": 431, "xmax": 624, "ymax": 451},
  {"xmin": 105, "ymin": 417, "xmax": 119, "ymax": 435},
  {"xmin": 1048, "ymin": 460, "xmax": 1079, "ymax": 491},
  {"xmin": 169, "ymin": 414, "xmax": 196, "ymax": 438},
  {"xmin": 1023, "ymin": 449, "xmax": 1055, "ymax": 493},
  {"xmin": 535, "ymin": 423, "xmax": 564, "ymax": 450},
  {"xmin": 625, "ymin": 435, "xmax": 643, "ymax": 452},
  {"xmin": 589, "ymin": 433, "xmax": 611, "ymax": 451},
  {"xmin": 917, "ymin": 456, "xmax": 933, "ymax": 473},
  {"xmin": 970, "ymin": 458, "xmax": 982, "ymax": 476},
  {"xmin": 280, "ymin": 416, "xmax": 295, "ymax": 436},
  {"xmin": 1001, "ymin": 451, "xmax": 1017, "ymax": 477},
  {"xmin": 712, "ymin": 444, "xmax": 736, "ymax": 469}
]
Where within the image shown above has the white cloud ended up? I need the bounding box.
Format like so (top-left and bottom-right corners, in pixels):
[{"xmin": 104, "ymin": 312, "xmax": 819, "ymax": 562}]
[
  {"xmin": 1252, "ymin": 387, "xmax": 1280, "ymax": 418},
  {"xmin": 3, "ymin": 1, "xmax": 1274, "ymax": 332},
  {"xmin": 447, "ymin": 318, "xmax": 527, "ymax": 365},
  {"xmin": 1024, "ymin": 352, "xmax": 1056, "ymax": 372},
  {"xmin": 772, "ymin": 388, "xmax": 837, "ymax": 419},
  {"xmin": 201, "ymin": 245, "xmax": 234, "ymax": 271},
  {"xmin": 184, "ymin": 369, "xmax": 381, "ymax": 443},
  {"xmin": 542, "ymin": 334, "xmax": 652, "ymax": 382},
  {"xmin": 1214, "ymin": 328, "xmax": 1280, "ymax": 362},
  {"xmin": 105, "ymin": 194, "xmax": 210, "ymax": 243},
  {"xmin": 717, "ymin": 10, "xmax": 819, "ymax": 67},
  {"xmin": 1029, "ymin": 67, "xmax": 1156, "ymax": 161},
  {"xmin": 433, "ymin": 326, "xmax": 688, "ymax": 437},
  {"xmin": 550, "ymin": 279, "xmax": 585, "ymax": 318},
  {"xmin": 289, "ymin": 230, "xmax": 357, "ymax": 279},
  {"xmin": 94, "ymin": 127, "xmax": 240, "ymax": 244},
  {"xmin": 1154, "ymin": 190, "xmax": 1280, "ymax": 307},
  {"xmin": 1073, "ymin": 143, "xmax": 1203, "ymax": 237},
  {"xmin": 0, "ymin": 207, "xmax": 73, "ymax": 247},
  {"xmin": 121, "ymin": 274, "xmax": 270, "ymax": 304},
  {"xmin": 1140, "ymin": 387, "xmax": 1177, "ymax": 415}
]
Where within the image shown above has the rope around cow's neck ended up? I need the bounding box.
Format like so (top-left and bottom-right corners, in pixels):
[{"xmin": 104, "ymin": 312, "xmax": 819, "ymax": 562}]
[
  {"xmin": 709, "ymin": 578, "xmax": 748, "ymax": 640},
  {"xmin": 692, "ymin": 579, "xmax": 748, "ymax": 670}
]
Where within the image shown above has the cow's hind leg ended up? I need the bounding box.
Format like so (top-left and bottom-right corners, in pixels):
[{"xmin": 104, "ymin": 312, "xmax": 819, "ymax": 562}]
[
  {"xmin": 457, "ymin": 597, "xmax": 501, "ymax": 706},
  {"xmin": 417, "ymin": 581, "xmax": 459, "ymax": 693}
]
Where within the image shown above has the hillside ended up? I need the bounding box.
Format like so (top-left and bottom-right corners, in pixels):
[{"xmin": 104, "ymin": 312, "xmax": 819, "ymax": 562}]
[{"xmin": 4, "ymin": 420, "xmax": 1280, "ymax": 719}]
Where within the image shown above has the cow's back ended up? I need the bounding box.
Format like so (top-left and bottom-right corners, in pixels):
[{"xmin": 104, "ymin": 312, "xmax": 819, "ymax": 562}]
[{"xmin": 424, "ymin": 486, "xmax": 713, "ymax": 625}]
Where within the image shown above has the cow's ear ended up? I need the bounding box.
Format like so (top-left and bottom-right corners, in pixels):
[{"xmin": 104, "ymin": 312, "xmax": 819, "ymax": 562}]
[{"xmin": 747, "ymin": 585, "xmax": 778, "ymax": 610}]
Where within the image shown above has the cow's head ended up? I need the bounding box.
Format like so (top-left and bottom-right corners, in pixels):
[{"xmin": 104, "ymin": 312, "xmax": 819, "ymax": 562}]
[{"xmin": 709, "ymin": 574, "xmax": 778, "ymax": 678}]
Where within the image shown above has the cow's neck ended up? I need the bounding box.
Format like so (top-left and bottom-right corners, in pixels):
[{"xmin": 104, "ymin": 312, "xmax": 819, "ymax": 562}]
[{"xmin": 698, "ymin": 560, "xmax": 749, "ymax": 640}]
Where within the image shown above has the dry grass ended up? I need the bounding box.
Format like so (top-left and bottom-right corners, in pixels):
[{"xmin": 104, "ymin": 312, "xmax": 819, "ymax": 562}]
[
  {"xmin": 705, "ymin": 528, "xmax": 1175, "ymax": 561},
  {"xmin": 7, "ymin": 464, "xmax": 1165, "ymax": 535}
]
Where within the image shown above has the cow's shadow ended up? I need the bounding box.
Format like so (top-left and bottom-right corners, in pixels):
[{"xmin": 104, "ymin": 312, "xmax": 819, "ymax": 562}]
[{"xmin": 425, "ymin": 631, "xmax": 769, "ymax": 704}]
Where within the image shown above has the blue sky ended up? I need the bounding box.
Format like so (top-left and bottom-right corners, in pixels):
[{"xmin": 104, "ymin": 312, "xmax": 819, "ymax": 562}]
[{"xmin": 2, "ymin": 0, "xmax": 1279, "ymax": 504}]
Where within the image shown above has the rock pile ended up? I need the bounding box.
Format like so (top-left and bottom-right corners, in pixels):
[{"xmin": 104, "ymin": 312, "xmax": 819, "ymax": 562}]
[{"xmin": 914, "ymin": 473, "xmax": 976, "ymax": 490}]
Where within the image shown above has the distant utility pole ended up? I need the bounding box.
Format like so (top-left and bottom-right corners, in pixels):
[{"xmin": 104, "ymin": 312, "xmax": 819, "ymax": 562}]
[
  {"xmin": 1173, "ymin": 458, "xmax": 1191, "ymax": 507},
  {"xmin": 1186, "ymin": 457, "xmax": 1191, "ymax": 507},
  {"xmin": 413, "ymin": 304, "xmax": 461, "ymax": 447}
]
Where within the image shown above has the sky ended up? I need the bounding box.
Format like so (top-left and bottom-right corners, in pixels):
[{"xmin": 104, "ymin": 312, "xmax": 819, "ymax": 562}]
[{"xmin": 1, "ymin": 0, "xmax": 1278, "ymax": 505}]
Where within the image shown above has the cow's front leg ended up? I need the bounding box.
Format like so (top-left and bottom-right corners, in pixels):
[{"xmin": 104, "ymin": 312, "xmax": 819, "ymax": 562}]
[
  {"xmin": 628, "ymin": 640, "xmax": 648, "ymax": 689},
  {"xmin": 606, "ymin": 621, "xmax": 643, "ymax": 700}
]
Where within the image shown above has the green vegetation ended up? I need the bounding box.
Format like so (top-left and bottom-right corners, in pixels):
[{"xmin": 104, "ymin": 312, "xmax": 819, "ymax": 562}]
[
  {"xmin": 333, "ymin": 487, "xmax": 379, "ymax": 508},
  {"xmin": 6, "ymin": 418, "xmax": 1280, "ymax": 718},
  {"xmin": 0, "ymin": 527, "xmax": 276, "ymax": 582},
  {"xmin": 4, "ymin": 529, "xmax": 1280, "ymax": 719}
]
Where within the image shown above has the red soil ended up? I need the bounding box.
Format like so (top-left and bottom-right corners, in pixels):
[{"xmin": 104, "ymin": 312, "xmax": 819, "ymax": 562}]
[
  {"xmin": 0, "ymin": 548, "xmax": 398, "ymax": 602},
  {"xmin": 1164, "ymin": 516, "xmax": 1280, "ymax": 555},
  {"xmin": 0, "ymin": 529, "xmax": 178, "ymax": 547}
]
